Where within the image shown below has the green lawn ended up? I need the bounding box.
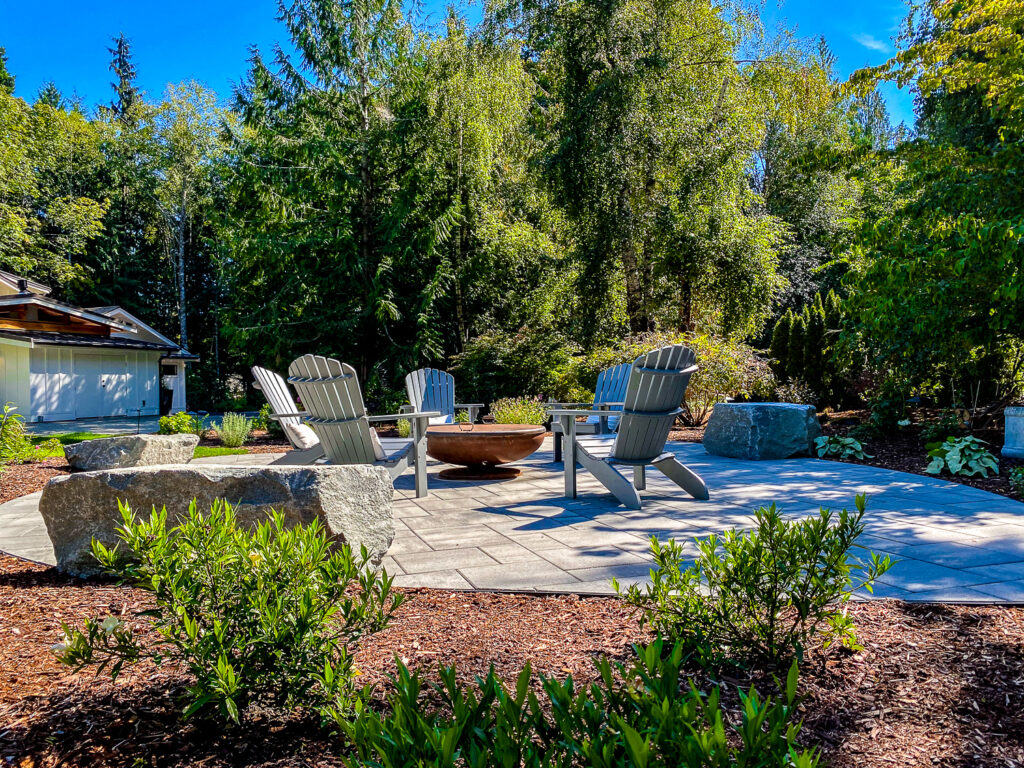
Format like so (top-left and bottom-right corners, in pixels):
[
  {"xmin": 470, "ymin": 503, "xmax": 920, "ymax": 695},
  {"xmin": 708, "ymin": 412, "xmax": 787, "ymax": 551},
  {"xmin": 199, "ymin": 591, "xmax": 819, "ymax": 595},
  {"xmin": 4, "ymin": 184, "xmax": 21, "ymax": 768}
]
[
  {"xmin": 30, "ymin": 432, "xmax": 117, "ymax": 446},
  {"xmin": 192, "ymin": 446, "xmax": 248, "ymax": 459}
]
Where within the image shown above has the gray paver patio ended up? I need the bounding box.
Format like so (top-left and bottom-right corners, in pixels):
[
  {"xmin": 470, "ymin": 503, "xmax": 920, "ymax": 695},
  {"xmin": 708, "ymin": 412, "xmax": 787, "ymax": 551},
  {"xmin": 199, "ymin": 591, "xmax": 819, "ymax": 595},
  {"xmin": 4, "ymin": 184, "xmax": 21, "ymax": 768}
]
[{"xmin": 2, "ymin": 438, "xmax": 1024, "ymax": 602}]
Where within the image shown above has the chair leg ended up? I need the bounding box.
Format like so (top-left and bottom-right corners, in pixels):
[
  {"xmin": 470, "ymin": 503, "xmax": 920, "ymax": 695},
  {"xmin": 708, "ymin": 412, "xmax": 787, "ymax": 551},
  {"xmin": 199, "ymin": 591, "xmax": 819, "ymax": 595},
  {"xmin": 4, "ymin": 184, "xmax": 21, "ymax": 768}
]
[
  {"xmin": 652, "ymin": 455, "xmax": 709, "ymax": 500},
  {"xmin": 412, "ymin": 418, "xmax": 428, "ymax": 498},
  {"xmin": 579, "ymin": 453, "xmax": 642, "ymax": 509},
  {"xmin": 634, "ymin": 465, "xmax": 646, "ymax": 491},
  {"xmin": 553, "ymin": 431, "xmax": 562, "ymax": 463},
  {"xmin": 269, "ymin": 445, "xmax": 325, "ymax": 465}
]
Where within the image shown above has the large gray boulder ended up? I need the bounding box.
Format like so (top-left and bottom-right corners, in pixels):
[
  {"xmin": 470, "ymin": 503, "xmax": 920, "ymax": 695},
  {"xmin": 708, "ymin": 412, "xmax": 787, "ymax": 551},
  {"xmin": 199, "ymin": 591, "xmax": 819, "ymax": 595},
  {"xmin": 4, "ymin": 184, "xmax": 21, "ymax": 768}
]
[
  {"xmin": 39, "ymin": 464, "xmax": 394, "ymax": 576},
  {"xmin": 704, "ymin": 403, "xmax": 821, "ymax": 460},
  {"xmin": 64, "ymin": 434, "xmax": 199, "ymax": 471}
]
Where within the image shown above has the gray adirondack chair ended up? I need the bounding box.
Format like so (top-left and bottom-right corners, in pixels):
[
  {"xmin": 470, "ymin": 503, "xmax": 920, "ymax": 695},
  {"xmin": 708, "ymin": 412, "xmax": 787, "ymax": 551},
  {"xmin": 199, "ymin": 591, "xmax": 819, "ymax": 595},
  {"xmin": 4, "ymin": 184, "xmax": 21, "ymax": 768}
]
[
  {"xmin": 404, "ymin": 367, "xmax": 483, "ymax": 424},
  {"xmin": 251, "ymin": 365, "xmax": 325, "ymax": 465},
  {"xmin": 549, "ymin": 344, "xmax": 709, "ymax": 509},
  {"xmin": 287, "ymin": 355, "xmax": 439, "ymax": 498},
  {"xmin": 549, "ymin": 362, "xmax": 632, "ymax": 462}
]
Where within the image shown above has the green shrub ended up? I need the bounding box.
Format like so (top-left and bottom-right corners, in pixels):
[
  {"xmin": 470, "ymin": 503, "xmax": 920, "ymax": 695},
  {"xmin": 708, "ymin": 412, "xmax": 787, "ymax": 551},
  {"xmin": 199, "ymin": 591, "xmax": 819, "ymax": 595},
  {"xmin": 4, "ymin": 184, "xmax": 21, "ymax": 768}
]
[
  {"xmin": 814, "ymin": 435, "xmax": 872, "ymax": 460},
  {"xmin": 158, "ymin": 411, "xmax": 211, "ymax": 438},
  {"xmin": 340, "ymin": 637, "xmax": 818, "ymax": 768},
  {"xmin": 490, "ymin": 396, "xmax": 547, "ymax": 425},
  {"xmin": 1010, "ymin": 466, "xmax": 1024, "ymax": 497},
  {"xmin": 921, "ymin": 409, "xmax": 969, "ymax": 443},
  {"xmin": 617, "ymin": 495, "xmax": 892, "ymax": 669},
  {"xmin": 396, "ymin": 418, "xmax": 411, "ymax": 438},
  {"xmin": 775, "ymin": 378, "xmax": 817, "ymax": 405},
  {"xmin": 0, "ymin": 403, "xmax": 37, "ymax": 465},
  {"xmin": 55, "ymin": 499, "xmax": 402, "ymax": 724},
  {"xmin": 218, "ymin": 412, "xmax": 253, "ymax": 448},
  {"xmin": 252, "ymin": 402, "xmax": 272, "ymax": 432},
  {"xmin": 454, "ymin": 409, "xmax": 471, "ymax": 423},
  {"xmin": 926, "ymin": 436, "xmax": 998, "ymax": 477}
]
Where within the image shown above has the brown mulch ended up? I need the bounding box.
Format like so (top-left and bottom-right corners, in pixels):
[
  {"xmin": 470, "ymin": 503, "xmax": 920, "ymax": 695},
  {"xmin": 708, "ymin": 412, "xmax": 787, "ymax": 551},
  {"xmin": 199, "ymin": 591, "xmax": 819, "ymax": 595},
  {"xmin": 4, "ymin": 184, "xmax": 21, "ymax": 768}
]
[
  {"xmin": 0, "ymin": 458, "xmax": 70, "ymax": 505},
  {"xmin": 1, "ymin": 553, "xmax": 1023, "ymax": 767},
  {"xmin": 821, "ymin": 410, "xmax": 1024, "ymax": 501}
]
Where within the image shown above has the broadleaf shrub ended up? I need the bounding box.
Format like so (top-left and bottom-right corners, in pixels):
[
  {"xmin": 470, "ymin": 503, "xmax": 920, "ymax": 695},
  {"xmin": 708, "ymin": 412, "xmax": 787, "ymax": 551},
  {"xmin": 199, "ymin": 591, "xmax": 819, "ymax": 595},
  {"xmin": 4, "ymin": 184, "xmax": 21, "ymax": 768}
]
[
  {"xmin": 814, "ymin": 435, "xmax": 872, "ymax": 460},
  {"xmin": 54, "ymin": 499, "xmax": 403, "ymax": 723},
  {"xmin": 0, "ymin": 402, "xmax": 37, "ymax": 465},
  {"xmin": 921, "ymin": 409, "xmax": 969, "ymax": 443},
  {"xmin": 158, "ymin": 411, "xmax": 211, "ymax": 438},
  {"xmin": 218, "ymin": 412, "xmax": 253, "ymax": 448},
  {"xmin": 490, "ymin": 396, "xmax": 547, "ymax": 425},
  {"xmin": 926, "ymin": 436, "xmax": 998, "ymax": 477},
  {"xmin": 617, "ymin": 495, "xmax": 892, "ymax": 669},
  {"xmin": 340, "ymin": 638, "xmax": 819, "ymax": 767}
]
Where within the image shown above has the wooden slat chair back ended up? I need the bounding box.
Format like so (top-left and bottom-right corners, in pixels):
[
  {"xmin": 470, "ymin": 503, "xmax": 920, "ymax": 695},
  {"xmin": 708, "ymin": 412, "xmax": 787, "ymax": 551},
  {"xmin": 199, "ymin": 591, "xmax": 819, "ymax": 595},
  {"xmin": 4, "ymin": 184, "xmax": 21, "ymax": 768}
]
[
  {"xmin": 549, "ymin": 344, "xmax": 708, "ymax": 509},
  {"xmin": 287, "ymin": 354, "xmax": 438, "ymax": 497},
  {"xmin": 551, "ymin": 362, "xmax": 632, "ymax": 462},
  {"xmin": 405, "ymin": 368, "xmax": 456, "ymax": 423},
  {"xmin": 611, "ymin": 345, "xmax": 696, "ymax": 463},
  {"xmin": 288, "ymin": 355, "xmax": 378, "ymax": 464},
  {"xmin": 252, "ymin": 365, "xmax": 325, "ymax": 464}
]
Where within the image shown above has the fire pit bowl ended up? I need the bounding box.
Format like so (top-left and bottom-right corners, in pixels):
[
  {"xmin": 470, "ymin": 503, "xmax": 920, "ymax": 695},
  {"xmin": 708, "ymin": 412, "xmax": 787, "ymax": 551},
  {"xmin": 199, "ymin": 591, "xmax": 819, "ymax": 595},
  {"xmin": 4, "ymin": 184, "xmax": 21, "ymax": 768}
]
[{"xmin": 426, "ymin": 423, "xmax": 546, "ymax": 480}]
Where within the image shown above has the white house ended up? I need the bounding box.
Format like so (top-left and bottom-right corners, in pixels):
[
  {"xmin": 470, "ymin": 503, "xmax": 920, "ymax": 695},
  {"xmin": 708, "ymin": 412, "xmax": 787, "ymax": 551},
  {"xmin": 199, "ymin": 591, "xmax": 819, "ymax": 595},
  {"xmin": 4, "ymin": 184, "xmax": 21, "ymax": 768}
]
[{"xmin": 0, "ymin": 270, "xmax": 196, "ymax": 422}]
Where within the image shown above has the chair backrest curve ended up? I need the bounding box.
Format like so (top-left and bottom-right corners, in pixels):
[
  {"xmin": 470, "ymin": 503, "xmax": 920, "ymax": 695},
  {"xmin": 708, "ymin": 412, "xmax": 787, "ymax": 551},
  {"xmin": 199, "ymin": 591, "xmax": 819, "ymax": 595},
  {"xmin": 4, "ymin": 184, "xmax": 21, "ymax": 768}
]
[
  {"xmin": 611, "ymin": 345, "xmax": 697, "ymax": 463},
  {"xmin": 287, "ymin": 354, "xmax": 377, "ymax": 464},
  {"xmin": 405, "ymin": 367, "xmax": 455, "ymax": 422}
]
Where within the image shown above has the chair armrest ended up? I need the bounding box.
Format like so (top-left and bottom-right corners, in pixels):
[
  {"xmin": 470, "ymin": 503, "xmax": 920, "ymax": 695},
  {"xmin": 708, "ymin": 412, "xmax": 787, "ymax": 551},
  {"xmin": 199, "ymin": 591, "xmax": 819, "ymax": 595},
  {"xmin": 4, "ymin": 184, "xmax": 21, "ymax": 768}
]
[
  {"xmin": 547, "ymin": 409, "xmax": 600, "ymax": 417},
  {"xmin": 546, "ymin": 402, "xmax": 593, "ymax": 409},
  {"xmin": 455, "ymin": 403, "xmax": 485, "ymax": 409},
  {"xmin": 368, "ymin": 411, "xmax": 441, "ymax": 422},
  {"xmin": 270, "ymin": 412, "xmax": 306, "ymax": 420}
]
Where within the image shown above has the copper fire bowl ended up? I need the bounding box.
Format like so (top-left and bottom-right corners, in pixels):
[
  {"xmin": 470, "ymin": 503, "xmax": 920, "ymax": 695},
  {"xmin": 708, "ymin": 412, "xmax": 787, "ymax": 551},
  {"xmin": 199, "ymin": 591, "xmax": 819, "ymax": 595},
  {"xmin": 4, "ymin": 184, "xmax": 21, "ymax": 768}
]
[{"xmin": 426, "ymin": 424, "xmax": 546, "ymax": 480}]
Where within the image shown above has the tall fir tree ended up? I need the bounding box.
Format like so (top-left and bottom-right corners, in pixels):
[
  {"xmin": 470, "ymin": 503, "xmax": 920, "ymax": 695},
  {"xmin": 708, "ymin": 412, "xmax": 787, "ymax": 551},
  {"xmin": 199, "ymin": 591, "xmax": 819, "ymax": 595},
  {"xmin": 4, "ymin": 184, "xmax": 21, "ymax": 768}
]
[
  {"xmin": 108, "ymin": 34, "xmax": 140, "ymax": 127},
  {"xmin": 0, "ymin": 47, "xmax": 14, "ymax": 95},
  {"xmin": 36, "ymin": 81, "xmax": 63, "ymax": 109}
]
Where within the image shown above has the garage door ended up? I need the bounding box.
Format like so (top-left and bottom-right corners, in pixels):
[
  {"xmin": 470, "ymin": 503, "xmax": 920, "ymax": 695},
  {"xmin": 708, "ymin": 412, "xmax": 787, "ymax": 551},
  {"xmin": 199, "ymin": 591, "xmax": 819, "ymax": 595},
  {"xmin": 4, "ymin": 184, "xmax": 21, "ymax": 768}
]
[{"xmin": 75, "ymin": 354, "xmax": 128, "ymax": 418}]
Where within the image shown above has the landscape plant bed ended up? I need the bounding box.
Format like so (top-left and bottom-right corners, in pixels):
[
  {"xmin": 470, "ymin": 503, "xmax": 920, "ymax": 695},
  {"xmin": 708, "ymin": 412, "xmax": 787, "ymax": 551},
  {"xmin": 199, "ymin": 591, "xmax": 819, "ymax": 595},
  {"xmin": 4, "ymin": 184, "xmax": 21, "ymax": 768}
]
[
  {"xmin": 821, "ymin": 410, "xmax": 1024, "ymax": 501},
  {"xmin": 2, "ymin": 553, "xmax": 1022, "ymax": 767},
  {"xmin": 0, "ymin": 458, "xmax": 69, "ymax": 505}
]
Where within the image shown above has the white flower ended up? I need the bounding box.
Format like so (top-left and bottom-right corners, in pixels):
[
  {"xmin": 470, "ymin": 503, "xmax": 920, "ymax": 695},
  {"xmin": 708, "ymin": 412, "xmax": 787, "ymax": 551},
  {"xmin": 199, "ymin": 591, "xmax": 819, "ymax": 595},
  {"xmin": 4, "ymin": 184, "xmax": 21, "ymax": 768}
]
[{"xmin": 101, "ymin": 616, "xmax": 121, "ymax": 634}]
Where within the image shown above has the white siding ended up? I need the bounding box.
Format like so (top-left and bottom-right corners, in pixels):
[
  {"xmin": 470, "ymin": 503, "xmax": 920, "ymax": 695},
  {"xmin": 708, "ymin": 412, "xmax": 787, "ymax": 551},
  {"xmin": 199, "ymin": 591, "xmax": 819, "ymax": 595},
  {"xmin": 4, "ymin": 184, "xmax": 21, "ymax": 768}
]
[
  {"xmin": 29, "ymin": 347, "xmax": 75, "ymax": 421},
  {"xmin": 0, "ymin": 340, "xmax": 31, "ymax": 416}
]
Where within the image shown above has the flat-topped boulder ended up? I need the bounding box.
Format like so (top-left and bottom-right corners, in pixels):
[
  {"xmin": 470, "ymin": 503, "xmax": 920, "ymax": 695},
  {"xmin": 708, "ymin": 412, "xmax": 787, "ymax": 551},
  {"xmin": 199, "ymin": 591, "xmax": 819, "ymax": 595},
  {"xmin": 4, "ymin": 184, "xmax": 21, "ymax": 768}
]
[
  {"xmin": 704, "ymin": 402, "xmax": 821, "ymax": 460},
  {"xmin": 64, "ymin": 433, "xmax": 199, "ymax": 471},
  {"xmin": 39, "ymin": 464, "xmax": 394, "ymax": 576}
]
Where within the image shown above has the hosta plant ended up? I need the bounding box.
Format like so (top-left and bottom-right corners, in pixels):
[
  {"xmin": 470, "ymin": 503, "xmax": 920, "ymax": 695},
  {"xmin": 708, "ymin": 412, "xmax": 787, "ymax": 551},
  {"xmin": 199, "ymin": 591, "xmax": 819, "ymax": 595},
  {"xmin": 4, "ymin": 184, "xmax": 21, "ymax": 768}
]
[
  {"xmin": 54, "ymin": 499, "xmax": 402, "ymax": 724},
  {"xmin": 926, "ymin": 436, "xmax": 998, "ymax": 478},
  {"xmin": 815, "ymin": 435, "xmax": 872, "ymax": 460},
  {"xmin": 617, "ymin": 495, "xmax": 892, "ymax": 669},
  {"xmin": 1010, "ymin": 467, "xmax": 1024, "ymax": 498}
]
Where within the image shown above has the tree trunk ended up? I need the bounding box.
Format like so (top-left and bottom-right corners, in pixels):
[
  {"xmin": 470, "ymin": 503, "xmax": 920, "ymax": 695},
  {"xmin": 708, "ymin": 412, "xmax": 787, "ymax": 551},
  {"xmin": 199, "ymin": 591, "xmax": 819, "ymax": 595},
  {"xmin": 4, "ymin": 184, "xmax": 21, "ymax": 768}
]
[{"xmin": 177, "ymin": 181, "xmax": 188, "ymax": 350}]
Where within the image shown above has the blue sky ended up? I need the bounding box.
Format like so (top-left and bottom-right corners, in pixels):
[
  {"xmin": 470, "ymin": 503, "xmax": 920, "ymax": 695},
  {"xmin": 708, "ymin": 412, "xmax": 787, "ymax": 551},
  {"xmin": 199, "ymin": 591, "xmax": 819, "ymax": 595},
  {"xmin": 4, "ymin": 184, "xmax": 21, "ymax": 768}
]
[{"xmin": 1, "ymin": 0, "xmax": 915, "ymax": 126}]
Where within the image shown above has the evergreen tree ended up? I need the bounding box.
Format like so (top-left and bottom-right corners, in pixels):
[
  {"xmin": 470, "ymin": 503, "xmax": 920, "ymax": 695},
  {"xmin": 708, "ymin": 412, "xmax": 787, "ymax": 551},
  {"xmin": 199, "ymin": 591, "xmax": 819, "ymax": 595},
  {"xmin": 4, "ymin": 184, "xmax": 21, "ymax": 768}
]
[
  {"xmin": 769, "ymin": 310, "xmax": 793, "ymax": 380},
  {"xmin": 787, "ymin": 311, "xmax": 807, "ymax": 384},
  {"xmin": 36, "ymin": 81, "xmax": 63, "ymax": 109},
  {"xmin": 108, "ymin": 34, "xmax": 140, "ymax": 126},
  {"xmin": 803, "ymin": 295, "xmax": 826, "ymax": 398},
  {"xmin": 0, "ymin": 47, "xmax": 14, "ymax": 95}
]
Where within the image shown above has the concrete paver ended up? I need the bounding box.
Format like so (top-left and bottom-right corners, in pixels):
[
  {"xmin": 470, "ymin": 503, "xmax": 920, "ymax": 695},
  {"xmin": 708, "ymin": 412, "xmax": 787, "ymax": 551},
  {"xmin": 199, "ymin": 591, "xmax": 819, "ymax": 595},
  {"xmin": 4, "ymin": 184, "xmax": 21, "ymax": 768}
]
[{"xmin": 3, "ymin": 440, "xmax": 1024, "ymax": 601}]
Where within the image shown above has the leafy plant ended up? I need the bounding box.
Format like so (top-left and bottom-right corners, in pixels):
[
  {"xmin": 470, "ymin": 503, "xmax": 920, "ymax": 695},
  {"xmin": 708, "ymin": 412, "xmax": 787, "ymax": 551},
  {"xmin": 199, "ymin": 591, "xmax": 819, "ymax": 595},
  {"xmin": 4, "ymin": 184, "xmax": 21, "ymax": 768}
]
[
  {"xmin": 217, "ymin": 412, "xmax": 253, "ymax": 448},
  {"xmin": 0, "ymin": 403, "xmax": 38, "ymax": 465},
  {"xmin": 921, "ymin": 409, "xmax": 968, "ymax": 443},
  {"xmin": 926, "ymin": 436, "xmax": 998, "ymax": 478},
  {"xmin": 55, "ymin": 499, "xmax": 402, "ymax": 723},
  {"xmin": 490, "ymin": 396, "xmax": 547, "ymax": 425},
  {"xmin": 340, "ymin": 637, "xmax": 818, "ymax": 767},
  {"xmin": 158, "ymin": 411, "xmax": 211, "ymax": 438},
  {"xmin": 396, "ymin": 418, "xmax": 411, "ymax": 438},
  {"xmin": 617, "ymin": 495, "xmax": 892, "ymax": 669},
  {"xmin": 814, "ymin": 435, "xmax": 872, "ymax": 460},
  {"xmin": 775, "ymin": 378, "xmax": 817, "ymax": 406},
  {"xmin": 252, "ymin": 403, "xmax": 272, "ymax": 432},
  {"xmin": 1009, "ymin": 467, "xmax": 1024, "ymax": 497}
]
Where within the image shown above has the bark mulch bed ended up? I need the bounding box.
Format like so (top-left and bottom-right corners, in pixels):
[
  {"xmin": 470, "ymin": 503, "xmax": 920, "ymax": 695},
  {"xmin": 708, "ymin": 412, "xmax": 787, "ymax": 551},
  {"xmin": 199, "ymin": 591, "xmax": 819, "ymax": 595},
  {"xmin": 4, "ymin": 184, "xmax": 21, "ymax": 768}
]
[
  {"xmin": 2, "ymin": 553, "xmax": 1023, "ymax": 767},
  {"xmin": 0, "ymin": 458, "xmax": 70, "ymax": 505},
  {"xmin": 821, "ymin": 410, "xmax": 1024, "ymax": 501}
]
